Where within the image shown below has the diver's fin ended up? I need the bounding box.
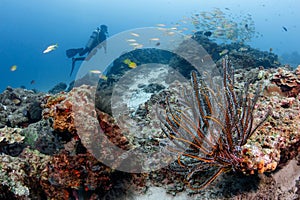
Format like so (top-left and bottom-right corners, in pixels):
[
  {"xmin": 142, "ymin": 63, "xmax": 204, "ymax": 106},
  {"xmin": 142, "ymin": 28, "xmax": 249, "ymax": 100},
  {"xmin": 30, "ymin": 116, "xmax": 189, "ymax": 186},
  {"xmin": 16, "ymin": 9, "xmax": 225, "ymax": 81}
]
[
  {"xmin": 66, "ymin": 48, "xmax": 84, "ymax": 58},
  {"xmin": 70, "ymin": 58, "xmax": 76, "ymax": 76},
  {"xmin": 70, "ymin": 57, "xmax": 86, "ymax": 76}
]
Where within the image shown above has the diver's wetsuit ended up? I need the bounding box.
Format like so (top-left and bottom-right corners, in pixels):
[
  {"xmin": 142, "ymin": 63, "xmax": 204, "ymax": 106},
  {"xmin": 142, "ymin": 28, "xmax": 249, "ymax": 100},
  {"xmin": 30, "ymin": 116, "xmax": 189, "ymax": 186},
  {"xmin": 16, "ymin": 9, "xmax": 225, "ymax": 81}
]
[{"xmin": 69, "ymin": 25, "xmax": 108, "ymax": 76}]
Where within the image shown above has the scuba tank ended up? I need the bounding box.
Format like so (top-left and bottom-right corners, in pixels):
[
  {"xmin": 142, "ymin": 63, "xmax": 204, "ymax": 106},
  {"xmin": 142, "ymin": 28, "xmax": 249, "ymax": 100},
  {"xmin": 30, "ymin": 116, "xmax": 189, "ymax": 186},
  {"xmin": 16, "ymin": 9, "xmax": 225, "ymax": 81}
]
[{"xmin": 85, "ymin": 28, "xmax": 100, "ymax": 50}]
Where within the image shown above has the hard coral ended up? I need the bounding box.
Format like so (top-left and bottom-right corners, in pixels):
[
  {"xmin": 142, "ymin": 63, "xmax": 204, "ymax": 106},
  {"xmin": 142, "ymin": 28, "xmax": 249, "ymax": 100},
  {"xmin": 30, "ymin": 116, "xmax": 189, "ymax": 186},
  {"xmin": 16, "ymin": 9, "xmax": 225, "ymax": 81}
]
[
  {"xmin": 40, "ymin": 150, "xmax": 113, "ymax": 200},
  {"xmin": 0, "ymin": 87, "xmax": 45, "ymax": 128},
  {"xmin": 96, "ymin": 109, "xmax": 130, "ymax": 151},
  {"xmin": 0, "ymin": 148, "xmax": 51, "ymax": 199},
  {"xmin": 270, "ymin": 67, "xmax": 300, "ymax": 97},
  {"xmin": 43, "ymin": 85, "xmax": 130, "ymax": 156},
  {"xmin": 0, "ymin": 126, "xmax": 25, "ymax": 156},
  {"xmin": 0, "ymin": 154, "xmax": 29, "ymax": 198},
  {"xmin": 42, "ymin": 92, "xmax": 76, "ymax": 134},
  {"xmin": 20, "ymin": 119, "xmax": 64, "ymax": 155},
  {"xmin": 241, "ymin": 72, "xmax": 300, "ymax": 174},
  {"xmin": 0, "ymin": 126, "xmax": 24, "ymax": 144}
]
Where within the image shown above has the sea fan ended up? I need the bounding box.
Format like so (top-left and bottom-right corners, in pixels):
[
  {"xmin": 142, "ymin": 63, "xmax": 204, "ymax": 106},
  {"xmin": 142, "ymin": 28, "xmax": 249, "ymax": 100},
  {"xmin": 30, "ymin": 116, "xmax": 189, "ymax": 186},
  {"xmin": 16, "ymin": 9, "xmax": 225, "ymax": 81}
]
[{"xmin": 159, "ymin": 56, "xmax": 268, "ymax": 190}]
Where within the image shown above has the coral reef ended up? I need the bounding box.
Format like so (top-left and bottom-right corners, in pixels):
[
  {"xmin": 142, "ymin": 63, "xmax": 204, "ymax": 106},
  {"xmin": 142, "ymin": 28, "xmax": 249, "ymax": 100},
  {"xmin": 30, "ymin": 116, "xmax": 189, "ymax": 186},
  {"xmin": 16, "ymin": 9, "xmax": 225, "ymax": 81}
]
[
  {"xmin": 42, "ymin": 85, "xmax": 130, "ymax": 152},
  {"xmin": 0, "ymin": 126, "xmax": 24, "ymax": 144},
  {"xmin": 20, "ymin": 119, "xmax": 64, "ymax": 155},
  {"xmin": 0, "ymin": 84, "xmax": 135, "ymax": 199},
  {"xmin": 0, "ymin": 87, "xmax": 45, "ymax": 128},
  {"xmin": 48, "ymin": 82, "xmax": 67, "ymax": 94},
  {"xmin": 0, "ymin": 154, "xmax": 30, "ymax": 198},
  {"xmin": 27, "ymin": 101, "xmax": 43, "ymax": 123},
  {"xmin": 40, "ymin": 150, "xmax": 113, "ymax": 200},
  {"xmin": 19, "ymin": 148, "xmax": 51, "ymax": 199},
  {"xmin": 0, "ymin": 126, "xmax": 25, "ymax": 156},
  {"xmin": 231, "ymin": 66, "xmax": 300, "ymax": 177},
  {"xmin": 238, "ymin": 91, "xmax": 300, "ymax": 175},
  {"xmin": 0, "ymin": 148, "xmax": 51, "ymax": 199},
  {"xmin": 1, "ymin": 26, "xmax": 300, "ymax": 199},
  {"xmin": 118, "ymin": 61, "xmax": 300, "ymax": 197},
  {"xmin": 42, "ymin": 92, "xmax": 76, "ymax": 134},
  {"xmin": 96, "ymin": 109, "xmax": 130, "ymax": 151},
  {"xmin": 157, "ymin": 57, "xmax": 271, "ymax": 189},
  {"xmin": 191, "ymin": 33, "xmax": 281, "ymax": 69}
]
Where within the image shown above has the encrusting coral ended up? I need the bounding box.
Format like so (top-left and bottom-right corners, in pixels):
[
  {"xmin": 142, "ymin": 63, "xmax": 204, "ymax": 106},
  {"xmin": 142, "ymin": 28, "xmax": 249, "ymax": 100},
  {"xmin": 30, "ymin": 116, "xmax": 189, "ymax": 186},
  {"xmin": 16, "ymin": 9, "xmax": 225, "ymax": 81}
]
[
  {"xmin": 0, "ymin": 126, "xmax": 25, "ymax": 157},
  {"xmin": 39, "ymin": 85, "xmax": 132, "ymax": 198},
  {"xmin": 266, "ymin": 65, "xmax": 300, "ymax": 97},
  {"xmin": 0, "ymin": 148, "xmax": 51, "ymax": 199},
  {"xmin": 40, "ymin": 150, "xmax": 113, "ymax": 200},
  {"xmin": 0, "ymin": 87, "xmax": 44, "ymax": 128},
  {"xmin": 42, "ymin": 92, "xmax": 76, "ymax": 134},
  {"xmin": 250, "ymin": 94, "xmax": 300, "ymax": 168},
  {"xmin": 0, "ymin": 154, "xmax": 30, "ymax": 198},
  {"xmin": 0, "ymin": 126, "xmax": 24, "ymax": 144},
  {"xmin": 241, "ymin": 65, "xmax": 300, "ymax": 175},
  {"xmin": 20, "ymin": 119, "xmax": 64, "ymax": 155},
  {"xmin": 42, "ymin": 85, "xmax": 130, "ymax": 152}
]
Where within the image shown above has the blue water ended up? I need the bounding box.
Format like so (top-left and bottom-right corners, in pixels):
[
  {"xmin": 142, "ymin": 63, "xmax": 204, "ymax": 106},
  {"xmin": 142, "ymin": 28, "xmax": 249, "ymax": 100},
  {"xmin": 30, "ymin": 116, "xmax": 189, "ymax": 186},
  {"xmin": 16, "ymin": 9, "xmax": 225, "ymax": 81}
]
[{"xmin": 0, "ymin": 0, "xmax": 299, "ymax": 92}]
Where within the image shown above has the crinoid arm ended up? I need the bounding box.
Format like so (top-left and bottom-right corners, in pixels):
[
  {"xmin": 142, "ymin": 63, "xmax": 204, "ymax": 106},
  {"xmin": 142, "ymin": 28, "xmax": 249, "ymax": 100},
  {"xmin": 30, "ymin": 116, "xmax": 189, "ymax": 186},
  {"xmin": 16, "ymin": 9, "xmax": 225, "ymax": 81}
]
[
  {"xmin": 159, "ymin": 56, "xmax": 269, "ymax": 190},
  {"xmin": 186, "ymin": 165, "xmax": 227, "ymax": 190}
]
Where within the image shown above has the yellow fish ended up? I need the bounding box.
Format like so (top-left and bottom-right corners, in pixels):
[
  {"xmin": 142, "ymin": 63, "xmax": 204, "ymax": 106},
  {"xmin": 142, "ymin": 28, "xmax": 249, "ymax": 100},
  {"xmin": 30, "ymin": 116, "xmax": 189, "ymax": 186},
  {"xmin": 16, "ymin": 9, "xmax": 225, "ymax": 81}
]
[
  {"xmin": 123, "ymin": 58, "xmax": 131, "ymax": 65},
  {"xmin": 100, "ymin": 75, "xmax": 108, "ymax": 81},
  {"xmin": 123, "ymin": 59, "xmax": 137, "ymax": 69},
  {"xmin": 43, "ymin": 44, "xmax": 58, "ymax": 54},
  {"xmin": 128, "ymin": 62, "xmax": 137, "ymax": 68},
  {"xmin": 10, "ymin": 65, "xmax": 17, "ymax": 71}
]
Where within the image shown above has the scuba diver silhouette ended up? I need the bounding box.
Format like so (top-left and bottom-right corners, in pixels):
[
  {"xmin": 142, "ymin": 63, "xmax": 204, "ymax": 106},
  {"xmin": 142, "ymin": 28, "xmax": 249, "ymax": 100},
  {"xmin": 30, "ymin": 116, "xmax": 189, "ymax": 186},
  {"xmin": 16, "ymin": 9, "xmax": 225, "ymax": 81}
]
[{"xmin": 66, "ymin": 24, "xmax": 108, "ymax": 76}]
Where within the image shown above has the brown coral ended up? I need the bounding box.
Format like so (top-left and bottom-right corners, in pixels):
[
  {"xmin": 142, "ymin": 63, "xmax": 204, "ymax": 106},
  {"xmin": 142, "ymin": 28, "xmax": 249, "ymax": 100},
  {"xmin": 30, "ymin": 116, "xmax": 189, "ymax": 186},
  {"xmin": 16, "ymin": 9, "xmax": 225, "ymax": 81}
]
[
  {"xmin": 96, "ymin": 109, "xmax": 130, "ymax": 151},
  {"xmin": 270, "ymin": 67, "xmax": 300, "ymax": 97},
  {"xmin": 40, "ymin": 150, "xmax": 113, "ymax": 200},
  {"xmin": 42, "ymin": 92, "xmax": 76, "ymax": 134},
  {"xmin": 42, "ymin": 85, "xmax": 130, "ymax": 152}
]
